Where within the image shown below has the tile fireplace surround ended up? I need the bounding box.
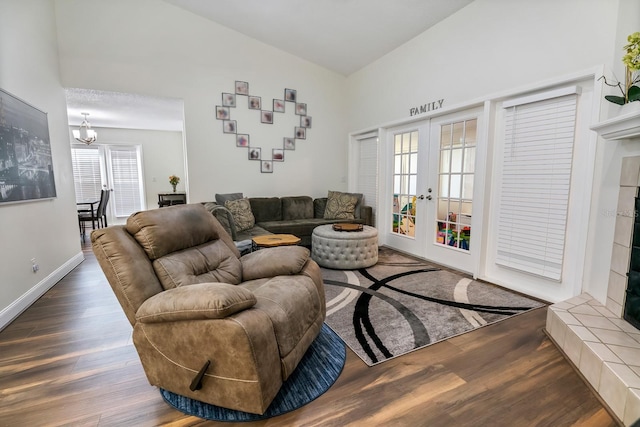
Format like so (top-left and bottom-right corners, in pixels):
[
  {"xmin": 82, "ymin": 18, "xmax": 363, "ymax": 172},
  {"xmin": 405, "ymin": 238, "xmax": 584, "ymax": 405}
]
[{"xmin": 547, "ymin": 107, "xmax": 640, "ymax": 426}]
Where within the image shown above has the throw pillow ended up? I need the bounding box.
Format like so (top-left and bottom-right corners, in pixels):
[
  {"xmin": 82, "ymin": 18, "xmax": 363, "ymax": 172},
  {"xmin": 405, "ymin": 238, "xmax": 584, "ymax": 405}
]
[
  {"xmin": 324, "ymin": 190, "xmax": 358, "ymax": 220},
  {"xmin": 225, "ymin": 198, "xmax": 255, "ymax": 232}
]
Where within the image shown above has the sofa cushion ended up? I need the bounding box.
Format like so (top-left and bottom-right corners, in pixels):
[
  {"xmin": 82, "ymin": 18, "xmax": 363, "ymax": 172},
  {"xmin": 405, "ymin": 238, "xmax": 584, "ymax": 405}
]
[
  {"xmin": 257, "ymin": 218, "xmax": 364, "ymax": 238},
  {"xmin": 249, "ymin": 197, "xmax": 282, "ymax": 222},
  {"xmin": 323, "ymin": 190, "xmax": 359, "ymax": 220},
  {"xmin": 215, "ymin": 192, "xmax": 243, "ymax": 206},
  {"xmin": 225, "ymin": 198, "xmax": 256, "ymax": 232},
  {"xmin": 153, "ymin": 240, "xmax": 243, "ymax": 289},
  {"xmin": 281, "ymin": 196, "xmax": 313, "ymax": 220}
]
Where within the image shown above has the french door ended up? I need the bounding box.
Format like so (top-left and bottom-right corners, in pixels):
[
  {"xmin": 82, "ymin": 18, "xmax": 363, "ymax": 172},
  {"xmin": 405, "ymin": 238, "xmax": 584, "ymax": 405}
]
[{"xmin": 385, "ymin": 108, "xmax": 483, "ymax": 274}]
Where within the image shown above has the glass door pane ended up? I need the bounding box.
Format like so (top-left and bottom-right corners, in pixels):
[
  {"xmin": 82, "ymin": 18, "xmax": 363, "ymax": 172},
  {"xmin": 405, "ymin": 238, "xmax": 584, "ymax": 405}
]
[
  {"xmin": 435, "ymin": 119, "xmax": 476, "ymax": 251},
  {"xmin": 392, "ymin": 131, "xmax": 418, "ymax": 237}
]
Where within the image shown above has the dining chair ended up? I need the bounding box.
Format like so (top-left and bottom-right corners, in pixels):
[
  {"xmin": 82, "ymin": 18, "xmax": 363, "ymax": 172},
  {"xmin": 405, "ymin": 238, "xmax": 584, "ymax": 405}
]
[{"xmin": 79, "ymin": 190, "xmax": 110, "ymax": 240}]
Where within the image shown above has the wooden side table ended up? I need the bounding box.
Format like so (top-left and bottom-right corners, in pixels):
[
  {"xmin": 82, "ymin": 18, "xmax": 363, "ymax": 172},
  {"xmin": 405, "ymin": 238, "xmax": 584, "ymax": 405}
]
[{"xmin": 251, "ymin": 234, "xmax": 301, "ymax": 251}]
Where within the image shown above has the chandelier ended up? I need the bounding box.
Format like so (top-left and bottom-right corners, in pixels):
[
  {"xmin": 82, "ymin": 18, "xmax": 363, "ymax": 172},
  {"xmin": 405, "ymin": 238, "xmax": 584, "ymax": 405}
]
[{"xmin": 73, "ymin": 112, "xmax": 97, "ymax": 145}]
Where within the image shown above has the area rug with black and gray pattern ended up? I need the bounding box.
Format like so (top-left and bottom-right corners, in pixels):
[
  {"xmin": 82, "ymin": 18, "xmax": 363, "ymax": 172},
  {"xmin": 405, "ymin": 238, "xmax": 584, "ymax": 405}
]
[{"xmin": 321, "ymin": 247, "xmax": 545, "ymax": 366}]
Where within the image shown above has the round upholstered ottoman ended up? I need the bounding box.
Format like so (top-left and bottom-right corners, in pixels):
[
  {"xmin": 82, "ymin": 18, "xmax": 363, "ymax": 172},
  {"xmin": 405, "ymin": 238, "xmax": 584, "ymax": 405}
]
[{"xmin": 311, "ymin": 225, "xmax": 378, "ymax": 269}]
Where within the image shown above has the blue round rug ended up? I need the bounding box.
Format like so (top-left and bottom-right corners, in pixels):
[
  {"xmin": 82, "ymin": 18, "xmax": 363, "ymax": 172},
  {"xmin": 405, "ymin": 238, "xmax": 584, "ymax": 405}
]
[{"xmin": 160, "ymin": 323, "xmax": 346, "ymax": 422}]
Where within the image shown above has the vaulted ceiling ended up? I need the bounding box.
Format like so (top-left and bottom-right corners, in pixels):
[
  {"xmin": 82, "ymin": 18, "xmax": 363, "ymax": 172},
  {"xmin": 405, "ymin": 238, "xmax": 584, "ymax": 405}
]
[{"xmin": 66, "ymin": 0, "xmax": 473, "ymax": 131}]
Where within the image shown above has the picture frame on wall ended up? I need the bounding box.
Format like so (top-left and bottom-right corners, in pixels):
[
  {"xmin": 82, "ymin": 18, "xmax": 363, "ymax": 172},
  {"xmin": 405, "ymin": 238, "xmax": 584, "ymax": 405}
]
[
  {"xmin": 236, "ymin": 134, "xmax": 249, "ymax": 147},
  {"xmin": 222, "ymin": 93, "xmax": 236, "ymax": 107},
  {"xmin": 273, "ymin": 149, "xmax": 284, "ymax": 162},
  {"xmin": 295, "ymin": 103, "xmax": 307, "ymax": 115},
  {"xmin": 223, "ymin": 120, "xmax": 237, "ymax": 133},
  {"xmin": 261, "ymin": 160, "xmax": 273, "ymax": 173},
  {"xmin": 283, "ymin": 137, "xmax": 295, "ymax": 150},
  {"xmin": 300, "ymin": 116, "xmax": 312, "ymax": 128},
  {"xmin": 295, "ymin": 126, "xmax": 306, "ymax": 139},
  {"xmin": 273, "ymin": 99, "xmax": 285, "ymax": 113},
  {"xmin": 261, "ymin": 110, "xmax": 273, "ymax": 124},
  {"xmin": 284, "ymin": 88, "xmax": 297, "ymax": 102},
  {"xmin": 248, "ymin": 96, "xmax": 261, "ymax": 110},
  {"xmin": 235, "ymin": 81, "xmax": 249, "ymax": 95},
  {"xmin": 0, "ymin": 88, "xmax": 57, "ymax": 204},
  {"xmin": 216, "ymin": 106, "xmax": 230, "ymax": 120},
  {"xmin": 249, "ymin": 147, "xmax": 261, "ymax": 160}
]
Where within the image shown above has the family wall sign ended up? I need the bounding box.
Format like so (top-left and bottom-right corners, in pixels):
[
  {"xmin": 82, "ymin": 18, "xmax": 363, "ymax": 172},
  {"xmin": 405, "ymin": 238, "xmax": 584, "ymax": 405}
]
[{"xmin": 409, "ymin": 98, "xmax": 445, "ymax": 117}]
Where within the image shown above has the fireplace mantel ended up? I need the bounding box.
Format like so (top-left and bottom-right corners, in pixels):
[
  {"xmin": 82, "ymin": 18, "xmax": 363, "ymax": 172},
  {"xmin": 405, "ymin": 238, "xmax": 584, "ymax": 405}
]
[{"xmin": 591, "ymin": 103, "xmax": 640, "ymax": 140}]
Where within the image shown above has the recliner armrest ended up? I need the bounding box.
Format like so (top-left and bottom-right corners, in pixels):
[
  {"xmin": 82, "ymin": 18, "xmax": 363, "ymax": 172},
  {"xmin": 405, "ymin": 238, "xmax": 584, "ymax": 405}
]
[
  {"xmin": 241, "ymin": 246, "xmax": 311, "ymax": 281},
  {"xmin": 136, "ymin": 282, "xmax": 256, "ymax": 323}
]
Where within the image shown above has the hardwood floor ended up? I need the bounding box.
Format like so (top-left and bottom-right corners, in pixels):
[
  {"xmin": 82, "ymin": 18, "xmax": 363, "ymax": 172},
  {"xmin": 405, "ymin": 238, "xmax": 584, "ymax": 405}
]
[{"xmin": 0, "ymin": 243, "xmax": 618, "ymax": 426}]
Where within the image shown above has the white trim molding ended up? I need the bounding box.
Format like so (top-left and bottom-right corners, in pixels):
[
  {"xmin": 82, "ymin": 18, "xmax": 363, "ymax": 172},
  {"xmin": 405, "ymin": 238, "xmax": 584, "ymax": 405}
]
[{"xmin": 0, "ymin": 252, "xmax": 84, "ymax": 331}]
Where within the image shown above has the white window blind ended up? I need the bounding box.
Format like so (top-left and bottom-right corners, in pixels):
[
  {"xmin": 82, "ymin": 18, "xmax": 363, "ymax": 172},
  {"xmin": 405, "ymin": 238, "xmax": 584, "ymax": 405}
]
[
  {"xmin": 495, "ymin": 90, "xmax": 578, "ymax": 281},
  {"xmin": 356, "ymin": 135, "xmax": 378, "ymax": 224},
  {"xmin": 108, "ymin": 146, "xmax": 143, "ymax": 217},
  {"xmin": 71, "ymin": 145, "xmax": 102, "ymax": 203}
]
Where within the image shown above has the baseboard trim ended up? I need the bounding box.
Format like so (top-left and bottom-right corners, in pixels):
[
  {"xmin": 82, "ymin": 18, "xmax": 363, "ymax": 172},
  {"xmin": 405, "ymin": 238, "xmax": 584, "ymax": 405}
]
[{"xmin": 0, "ymin": 251, "xmax": 85, "ymax": 331}]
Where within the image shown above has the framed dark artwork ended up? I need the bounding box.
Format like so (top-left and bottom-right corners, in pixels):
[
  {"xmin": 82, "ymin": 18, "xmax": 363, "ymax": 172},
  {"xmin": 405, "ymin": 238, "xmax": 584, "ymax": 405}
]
[
  {"xmin": 295, "ymin": 103, "xmax": 307, "ymax": 115},
  {"xmin": 223, "ymin": 120, "xmax": 237, "ymax": 134},
  {"xmin": 261, "ymin": 110, "xmax": 273, "ymax": 124},
  {"xmin": 285, "ymin": 88, "xmax": 297, "ymax": 102},
  {"xmin": 249, "ymin": 147, "xmax": 261, "ymax": 160},
  {"xmin": 0, "ymin": 88, "xmax": 57, "ymax": 204},
  {"xmin": 236, "ymin": 134, "xmax": 249, "ymax": 147},
  {"xmin": 273, "ymin": 99, "xmax": 285, "ymax": 113},
  {"xmin": 248, "ymin": 96, "xmax": 261, "ymax": 110},
  {"xmin": 300, "ymin": 116, "xmax": 312, "ymax": 128},
  {"xmin": 235, "ymin": 81, "xmax": 249, "ymax": 95},
  {"xmin": 295, "ymin": 126, "xmax": 306, "ymax": 139},
  {"xmin": 261, "ymin": 160, "xmax": 273, "ymax": 173},
  {"xmin": 273, "ymin": 149, "xmax": 284, "ymax": 162},
  {"xmin": 222, "ymin": 93, "xmax": 236, "ymax": 107},
  {"xmin": 283, "ymin": 137, "xmax": 295, "ymax": 150},
  {"xmin": 216, "ymin": 106, "xmax": 230, "ymax": 120}
]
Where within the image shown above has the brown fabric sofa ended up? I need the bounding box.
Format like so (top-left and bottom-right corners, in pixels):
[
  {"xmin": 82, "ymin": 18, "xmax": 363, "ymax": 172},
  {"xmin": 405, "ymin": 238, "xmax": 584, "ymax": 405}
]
[
  {"xmin": 205, "ymin": 194, "xmax": 373, "ymax": 247},
  {"xmin": 91, "ymin": 203, "xmax": 326, "ymax": 414}
]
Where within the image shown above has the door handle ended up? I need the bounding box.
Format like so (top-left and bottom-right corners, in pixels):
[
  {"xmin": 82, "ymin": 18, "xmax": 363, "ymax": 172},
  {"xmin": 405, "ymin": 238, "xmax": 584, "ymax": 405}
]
[
  {"xmin": 426, "ymin": 195, "xmax": 432, "ymax": 200},
  {"xmin": 418, "ymin": 195, "xmax": 425, "ymax": 200}
]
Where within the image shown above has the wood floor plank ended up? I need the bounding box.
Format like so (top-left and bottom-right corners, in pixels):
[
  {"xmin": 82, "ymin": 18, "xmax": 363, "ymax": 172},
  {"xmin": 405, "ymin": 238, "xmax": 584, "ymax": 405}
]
[{"xmin": 0, "ymin": 244, "xmax": 619, "ymax": 426}]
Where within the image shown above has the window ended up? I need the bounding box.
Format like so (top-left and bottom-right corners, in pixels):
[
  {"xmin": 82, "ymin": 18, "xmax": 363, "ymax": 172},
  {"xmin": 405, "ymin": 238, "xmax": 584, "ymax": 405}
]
[
  {"xmin": 71, "ymin": 146, "xmax": 103, "ymax": 203},
  {"xmin": 392, "ymin": 131, "xmax": 418, "ymax": 237},
  {"xmin": 71, "ymin": 144, "xmax": 145, "ymax": 220},
  {"xmin": 436, "ymin": 119, "xmax": 476, "ymax": 250},
  {"xmin": 495, "ymin": 87, "xmax": 579, "ymax": 280}
]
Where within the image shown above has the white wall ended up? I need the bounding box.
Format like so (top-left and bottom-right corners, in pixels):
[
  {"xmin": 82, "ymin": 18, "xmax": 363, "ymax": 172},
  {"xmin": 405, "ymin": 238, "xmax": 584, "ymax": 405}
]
[
  {"xmin": 346, "ymin": 0, "xmax": 619, "ymax": 132},
  {"xmin": 344, "ymin": 0, "xmax": 631, "ymax": 303},
  {"xmin": 53, "ymin": 0, "xmax": 350, "ymax": 203},
  {"xmin": 80, "ymin": 127, "xmax": 186, "ymax": 216},
  {"xmin": 583, "ymin": 0, "xmax": 640, "ymax": 303},
  {"xmin": 0, "ymin": 0, "xmax": 83, "ymax": 328}
]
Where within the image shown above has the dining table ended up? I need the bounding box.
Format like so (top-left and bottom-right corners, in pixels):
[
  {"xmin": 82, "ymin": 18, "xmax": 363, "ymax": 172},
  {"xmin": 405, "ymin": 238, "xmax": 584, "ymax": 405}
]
[{"xmin": 77, "ymin": 200, "xmax": 100, "ymax": 230}]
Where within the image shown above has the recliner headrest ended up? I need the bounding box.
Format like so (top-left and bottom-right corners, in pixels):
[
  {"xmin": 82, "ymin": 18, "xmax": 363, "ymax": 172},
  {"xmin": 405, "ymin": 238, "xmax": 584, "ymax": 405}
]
[{"xmin": 126, "ymin": 204, "xmax": 220, "ymax": 260}]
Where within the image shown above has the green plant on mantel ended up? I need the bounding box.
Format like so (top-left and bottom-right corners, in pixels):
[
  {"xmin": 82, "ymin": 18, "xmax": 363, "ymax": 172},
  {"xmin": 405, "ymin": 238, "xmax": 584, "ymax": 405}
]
[{"xmin": 600, "ymin": 31, "xmax": 640, "ymax": 105}]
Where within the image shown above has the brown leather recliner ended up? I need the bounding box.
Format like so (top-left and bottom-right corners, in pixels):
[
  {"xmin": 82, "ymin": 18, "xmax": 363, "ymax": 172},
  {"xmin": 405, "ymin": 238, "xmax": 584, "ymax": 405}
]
[{"xmin": 91, "ymin": 203, "xmax": 326, "ymax": 414}]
